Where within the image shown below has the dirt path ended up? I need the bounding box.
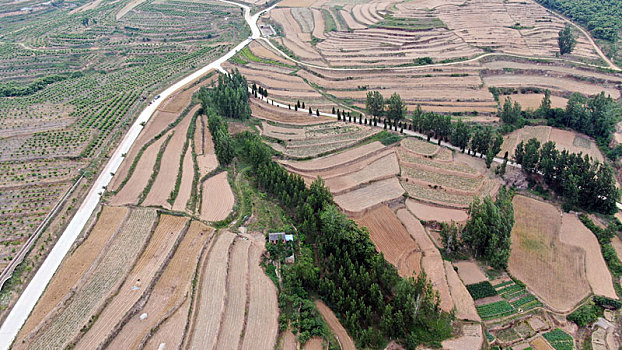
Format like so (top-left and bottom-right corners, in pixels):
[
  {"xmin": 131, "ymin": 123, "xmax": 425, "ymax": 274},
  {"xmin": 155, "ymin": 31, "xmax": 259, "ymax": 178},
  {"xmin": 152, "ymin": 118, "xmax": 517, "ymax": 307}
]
[{"xmin": 314, "ymin": 300, "xmax": 356, "ymax": 350}]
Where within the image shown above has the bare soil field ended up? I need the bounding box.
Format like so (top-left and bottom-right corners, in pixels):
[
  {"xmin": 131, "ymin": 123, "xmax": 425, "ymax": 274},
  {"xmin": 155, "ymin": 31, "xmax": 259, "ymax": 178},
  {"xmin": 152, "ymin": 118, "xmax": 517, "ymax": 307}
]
[
  {"xmin": 454, "ymin": 261, "xmax": 488, "ymax": 286},
  {"xmin": 354, "ymin": 205, "xmax": 421, "ymax": 277},
  {"xmin": 483, "ymin": 75, "xmax": 620, "ymax": 99},
  {"xmin": 251, "ymin": 98, "xmax": 333, "ymax": 125},
  {"xmin": 17, "ymin": 206, "xmax": 129, "ymax": 338},
  {"xmin": 143, "ymin": 110, "xmax": 195, "ymax": 208},
  {"xmin": 304, "ymin": 337, "xmax": 324, "ymax": 350},
  {"xmin": 405, "ymin": 198, "xmax": 468, "ymax": 224},
  {"xmin": 444, "ymin": 261, "xmax": 480, "ymax": 321},
  {"xmin": 200, "ymin": 171, "xmax": 235, "ymax": 222},
  {"xmin": 334, "ymin": 177, "xmax": 404, "ymax": 214},
  {"xmin": 281, "ymin": 141, "xmax": 386, "ymax": 172},
  {"xmin": 16, "ymin": 208, "xmax": 157, "ymax": 350},
  {"xmin": 504, "ymin": 93, "xmax": 567, "ymax": 110},
  {"xmin": 441, "ymin": 323, "xmax": 483, "ymax": 350},
  {"xmin": 531, "ymin": 336, "xmax": 555, "ymax": 350},
  {"xmin": 559, "ymin": 213, "xmax": 617, "ymax": 300},
  {"xmin": 508, "ymin": 195, "xmax": 590, "ymax": 312},
  {"xmin": 240, "ymin": 241, "xmax": 279, "ymax": 350},
  {"xmin": 108, "ymin": 220, "xmax": 213, "ymax": 350},
  {"xmin": 281, "ymin": 330, "xmax": 299, "ymax": 350},
  {"xmin": 314, "ymin": 300, "xmax": 356, "ymax": 350},
  {"xmin": 396, "ymin": 208, "xmax": 454, "ymax": 312},
  {"xmin": 186, "ymin": 231, "xmax": 236, "ymax": 349},
  {"xmin": 325, "ymin": 152, "xmax": 399, "ymax": 194},
  {"xmin": 110, "ymin": 133, "xmax": 170, "ymax": 205},
  {"xmin": 215, "ymin": 238, "xmax": 251, "ymax": 349},
  {"xmin": 500, "ymin": 126, "xmax": 604, "ymax": 162},
  {"xmin": 74, "ymin": 214, "xmax": 189, "ymax": 349},
  {"xmin": 172, "ymin": 146, "xmax": 195, "ymax": 211}
]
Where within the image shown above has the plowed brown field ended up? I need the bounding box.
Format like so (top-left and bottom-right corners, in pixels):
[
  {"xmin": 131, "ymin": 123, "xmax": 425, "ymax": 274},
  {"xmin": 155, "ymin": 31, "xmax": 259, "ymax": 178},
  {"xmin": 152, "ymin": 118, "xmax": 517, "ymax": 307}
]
[
  {"xmin": 314, "ymin": 300, "xmax": 356, "ymax": 350},
  {"xmin": 17, "ymin": 206, "xmax": 129, "ymax": 338},
  {"xmin": 354, "ymin": 205, "xmax": 421, "ymax": 277},
  {"xmin": 241, "ymin": 242, "xmax": 279, "ymax": 350},
  {"xmin": 560, "ymin": 213, "xmax": 618, "ymax": 300},
  {"xmin": 508, "ymin": 195, "xmax": 590, "ymax": 312},
  {"xmin": 108, "ymin": 220, "xmax": 213, "ymax": 349},
  {"xmin": 200, "ymin": 171, "xmax": 235, "ymax": 222},
  {"xmin": 75, "ymin": 215, "xmax": 189, "ymax": 349},
  {"xmin": 444, "ymin": 261, "xmax": 480, "ymax": 321}
]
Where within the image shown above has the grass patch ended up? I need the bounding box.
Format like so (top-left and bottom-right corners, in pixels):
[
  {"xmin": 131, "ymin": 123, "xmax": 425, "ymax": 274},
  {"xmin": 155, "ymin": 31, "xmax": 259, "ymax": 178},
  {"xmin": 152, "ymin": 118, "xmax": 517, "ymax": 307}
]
[
  {"xmin": 373, "ymin": 14, "xmax": 446, "ymax": 31},
  {"xmin": 321, "ymin": 9, "xmax": 337, "ymax": 32}
]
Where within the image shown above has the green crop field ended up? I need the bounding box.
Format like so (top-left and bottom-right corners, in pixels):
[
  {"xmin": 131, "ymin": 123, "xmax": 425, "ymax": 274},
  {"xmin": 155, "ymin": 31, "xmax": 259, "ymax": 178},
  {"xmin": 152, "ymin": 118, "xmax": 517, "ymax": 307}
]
[{"xmin": 0, "ymin": 0, "xmax": 248, "ymax": 274}]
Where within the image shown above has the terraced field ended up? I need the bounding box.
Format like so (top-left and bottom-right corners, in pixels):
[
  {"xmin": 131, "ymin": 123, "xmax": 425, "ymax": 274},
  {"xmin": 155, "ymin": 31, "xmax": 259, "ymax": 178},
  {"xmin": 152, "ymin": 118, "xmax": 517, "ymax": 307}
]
[{"xmin": 0, "ymin": 0, "xmax": 248, "ymax": 290}]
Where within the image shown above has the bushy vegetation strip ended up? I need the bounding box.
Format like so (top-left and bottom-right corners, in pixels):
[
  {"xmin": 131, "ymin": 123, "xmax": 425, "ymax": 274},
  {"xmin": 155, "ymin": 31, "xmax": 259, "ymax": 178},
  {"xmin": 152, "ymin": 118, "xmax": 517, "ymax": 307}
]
[{"xmin": 168, "ymin": 110, "xmax": 200, "ymax": 205}]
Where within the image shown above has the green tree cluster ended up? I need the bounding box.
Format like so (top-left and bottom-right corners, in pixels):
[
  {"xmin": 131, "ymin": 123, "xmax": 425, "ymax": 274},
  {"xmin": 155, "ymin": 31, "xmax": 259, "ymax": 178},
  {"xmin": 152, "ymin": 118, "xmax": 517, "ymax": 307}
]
[
  {"xmin": 365, "ymin": 91, "xmax": 406, "ymax": 121},
  {"xmin": 197, "ymin": 69, "xmax": 251, "ymax": 119},
  {"xmin": 536, "ymin": 0, "xmax": 622, "ymax": 42},
  {"xmin": 237, "ymin": 132, "xmax": 452, "ymax": 348},
  {"xmin": 462, "ymin": 188, "xmax": 514, "ymax": 269},
  {"xmin": 514, "ymin": 139, "xmax": 619, "ymax": 214},
  {"xmin": 558, "ymin": 24, "xmax": 576, "ymax": 55},
  {"xmin": 206, "ymin": 111, "xmax": 235, "ymax": 166}
]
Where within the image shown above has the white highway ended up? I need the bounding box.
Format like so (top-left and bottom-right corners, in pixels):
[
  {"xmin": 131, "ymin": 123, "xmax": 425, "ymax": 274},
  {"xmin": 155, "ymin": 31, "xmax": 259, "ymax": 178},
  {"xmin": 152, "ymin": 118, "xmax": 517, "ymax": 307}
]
[{"xmin": 0, "ymin": 2, "xmax": 272, "ymax": 348}]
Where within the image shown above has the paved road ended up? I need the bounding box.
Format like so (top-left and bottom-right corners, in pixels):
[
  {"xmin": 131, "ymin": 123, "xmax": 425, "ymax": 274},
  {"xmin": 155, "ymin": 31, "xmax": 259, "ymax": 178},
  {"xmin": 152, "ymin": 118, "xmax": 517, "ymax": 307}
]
[{"xmin": 0, "ymin": 2, "xmax": 271, "ymax": 348}]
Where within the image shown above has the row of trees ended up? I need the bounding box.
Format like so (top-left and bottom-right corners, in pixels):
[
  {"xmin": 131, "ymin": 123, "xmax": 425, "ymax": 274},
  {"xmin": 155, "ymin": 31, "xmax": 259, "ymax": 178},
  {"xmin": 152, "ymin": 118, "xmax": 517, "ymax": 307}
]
[
  {"xmin": 197, "ymin": 69, "xmax": 251, "ymax": 119},
  {"xmin": 237, "ymin": 132, "xmax": 452, "ymax": 348},
  {"xmin": 366, "ymin": 91, "xmax": 407, "ymax": 121},
  {"xmin": 206, "ymin": 110, "xmax": 235, "ymax": 166},
  {"xmin": 514, "ymin": 138, "xmax": 619, "ymax": 213}
]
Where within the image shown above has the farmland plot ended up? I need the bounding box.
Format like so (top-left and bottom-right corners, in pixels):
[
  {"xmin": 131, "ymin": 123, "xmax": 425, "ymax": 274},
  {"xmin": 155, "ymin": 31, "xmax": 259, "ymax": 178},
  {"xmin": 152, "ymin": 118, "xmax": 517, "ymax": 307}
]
[
  {"xmin": 405, "ymin": 198, "xmax": 468, "ymax": 224},
  {"xmin": 314, "ymin": 300, "xmax": 356, "ymax": 350},
  {"xmin": 17, "ymin": 206, "xmax": 129, "ymax": 338},
  {"xmin": 186, "ymin": 231, "xmax": 236, "ymax": 349},
  {"xmin": 200, "ymin": 171, "xmax": 235, "ymax": 222},
  {"xmin": 444, "ymin": 261, "xmax": 480, "ymax": 321},
  {"xmin": 508, "ymin": 195, "xmax": 590, "ymax": 312},
  {"xmin": 325, "ymin": 152, "xmax": 399, "ymax": 194},
  {"xmin": 559, "ymin": 213, "xmax": 617, "ymax": 300},
  {"xmin": 107, "ymin": 221, "xmax": 213, "ymax": 350},
  {"xmin": 172, "ymin": 146, "xmax": 195, "ymax": 211},
  {"xmin": 74, "ymin": 215, "xmax": 189, "ymax": 349},
  {"xmin": 282, "ymin": 141, "xmax": 386, "ymax": 172},
  {"xmin": 397, "ymin": 208, "xmax": 454, "ymax": 312},
  {"xmin": 143, "ymin": 107, "xmax": 195, "ymax": 208},
  {"xmin": 334, "ymin": 177, "xmax": 404, "ymax": 214},
  {"xmin": 240, "ymin": 242, "xmax": 279, "ymax": 350},
  {"xmin": 17, "ymin": 208, "xmax": 157, "ymax": 350},
  {"xmin": 354, "ymin": 205, "xmax": 421, "ymax": 277},
  {"xmin": 441, "ymin": 323, "xmax": 483, "ymax": 350}
]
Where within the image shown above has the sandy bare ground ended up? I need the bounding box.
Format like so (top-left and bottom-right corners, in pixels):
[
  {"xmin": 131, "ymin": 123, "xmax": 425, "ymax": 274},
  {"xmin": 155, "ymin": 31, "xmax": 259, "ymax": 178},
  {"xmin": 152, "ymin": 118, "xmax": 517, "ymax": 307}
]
[
  {"xmin": 405, "ymin": 199, "xmax": 468, "ymax": 224},
  {"xmin": 334, "ymin": 177, "xmax": 404, "ymax": 214},
  {"xmin": 143, "ymin": 109, "xmax": 195, "ymax": 208},
  {"xmin": 241, "ymin": 241, "xmax": 279, "ymax": 350},
  {"xmin": 110, "ymin": 133, "xmax": 170, "ymax": 205},
  {"xmin": 508, "ymin": 195, "xmax": 590, "ymax": 312},
  {"xmin": 453, "ymin": 261, "xmax": 488, "ymax": 285},
  {"xmin": 314, "ymin": 300, "xmax": 355, "ymax": 350},
  {"xmin": 441, "ymin": 323, "xmax": 483, "ymax": 350},
  {"xmin": 17, "ymin": 208, "xmax": 157, "ymax": 350},
  {"xmin": 444, "ymin": 261, "xmax": 480, "ymax": 321},
  {"xmin": 74, "ymin": 215, "xmax": 189, "ymax": 349},
  {"xmin": 215, "ymin": 238, "xmax": 251, "ymax": 349},
  {"xmin": 186, "ymin": 231, "xmax": 236, "ymax": 349},
  {"xmin": 559, "ymin": 213, "xmax": 618, "ymax": 300},
  {"xmin": 354, "ymin": 205, "xmax": 421, "ymax": 277},
  {"xmin": 108, "ymin": 220, "xmax": 213, "ymax": 349},
  {"xmin": 16, "ymin": 206, "xmax": 129, "ymax": 338},
  {"xmin": 200, "ymin": 171, "xmax": 235, "ymax": 221},
  {"xmin": 396, "ymin": 208, "xmax": 454, "ymax": 312},
  {"xmin": 173, "ymin": 146, "xmax": 195, "ymax": 212}
]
